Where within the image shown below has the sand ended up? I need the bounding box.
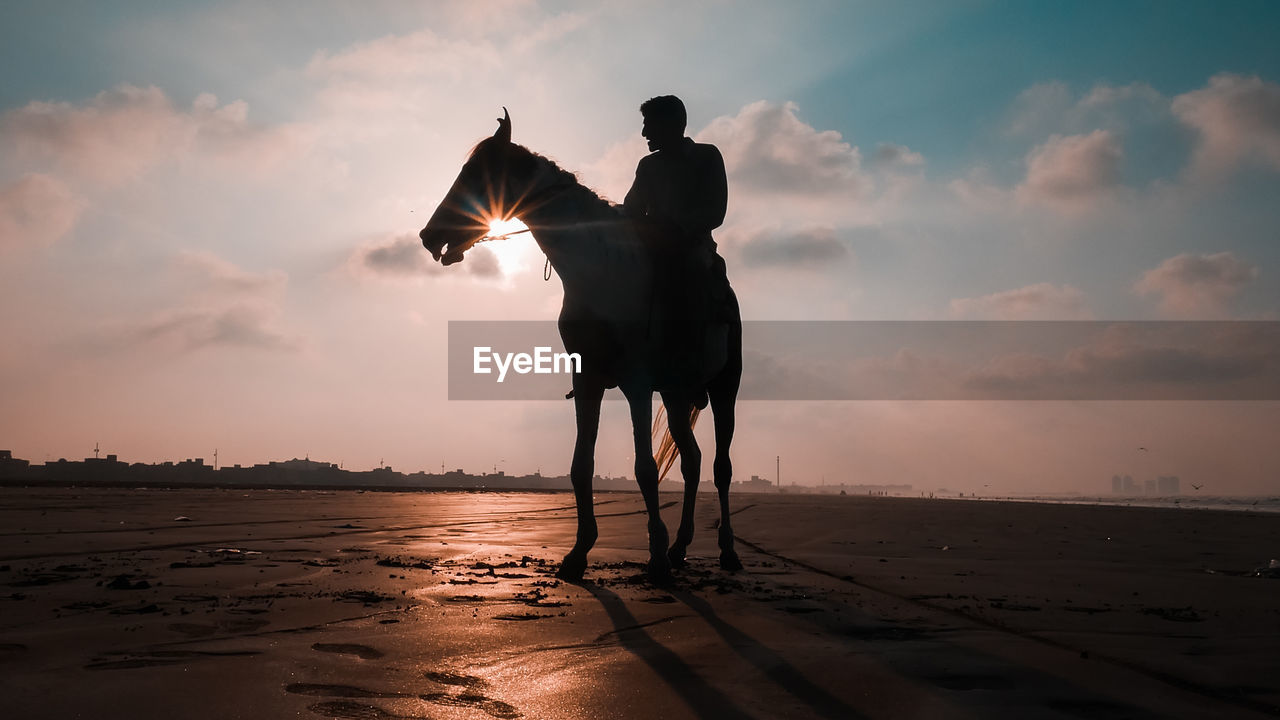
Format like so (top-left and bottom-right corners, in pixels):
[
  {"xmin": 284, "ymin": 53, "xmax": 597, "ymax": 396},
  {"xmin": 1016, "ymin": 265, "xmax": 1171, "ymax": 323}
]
[{"xmin": 1, "ymin": 487, "xmax": 1277, "ymax": 719}]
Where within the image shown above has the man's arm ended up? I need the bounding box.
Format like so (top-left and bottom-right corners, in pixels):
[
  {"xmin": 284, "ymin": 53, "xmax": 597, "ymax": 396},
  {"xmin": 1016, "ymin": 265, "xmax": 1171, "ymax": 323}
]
[
  {"xmin": 622, "ymin": 156, "xmax": 652, "ymax": 217},
  {"xmin": 682, "ymin": 145, "xmax": 727, "ymax": 235}
]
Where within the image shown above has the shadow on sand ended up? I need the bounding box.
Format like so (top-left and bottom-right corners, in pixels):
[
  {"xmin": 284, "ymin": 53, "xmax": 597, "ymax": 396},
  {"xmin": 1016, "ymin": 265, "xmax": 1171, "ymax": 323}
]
[{"xmin": 579, "ymin": 582, "xmax": 866, "ymax": 720}]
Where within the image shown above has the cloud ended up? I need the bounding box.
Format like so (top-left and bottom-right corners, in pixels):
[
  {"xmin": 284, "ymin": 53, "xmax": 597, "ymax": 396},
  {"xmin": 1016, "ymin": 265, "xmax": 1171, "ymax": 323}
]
[
  {"xmin": 736, "ymin": 226, "xmax": 850, "ymax": 268},
  {"xmin": 307, "ymin": 28, "xmax": 501, "ymax": 82},
  {"xmin": 107, "ymin": 252, "xmax": 298, "ymax": 353},
  {"xmin": 1007, "ymin": 81, "xmax": 1165, "ymax": 138},
  {"xmin": 350, "ymin": 233, "xmax": 501, "ymax": 279},
  {"xmin": 133, "ymin": 304, "xmax": 298, "ymax": 352},
  {"xmin": 872, "ymin": 143, "xmax": 925, "ymax": 168},
  {"xmin": 949, "ymin": 283, "xmax": 1092, "ymax": 320},
  {"xmin": 1015, "ymin": 130, "xmax": 1122, "ymax": 211},
  {"xmin": 1, "ymin": 85, "xmax": 308, "ymax": 184},
  {"xmin": 0, "ymin": 173, "xmax": 84, "ymax": 250},
  {"xmin": 306, "ymin": 11, "xmax": 583, "ymax": 81},
  {"xmin": 1172, "ymin": 73, "xmax": 1280, "ymax": 180},
  {"xmin": 963, "ymin": 323, "xmax": 1279, "ymax": 399},
  {"xmin": 578, "ymin": 133, "xmax": 649, "ymax": 202},
  {"xmin": 1134, "ymin": 251, "xmax": 1257, "ymax": 318},
  {"xmin": 697, "ymin": 101, "xmax": 867, "ymax": 196},
  {"xmin": 175, "ymin": 250, "xmax": 287, "ymax": 295},
  {"xmin": 742, "ymin": 321, "xmax": 1280, "ymax": 400}
]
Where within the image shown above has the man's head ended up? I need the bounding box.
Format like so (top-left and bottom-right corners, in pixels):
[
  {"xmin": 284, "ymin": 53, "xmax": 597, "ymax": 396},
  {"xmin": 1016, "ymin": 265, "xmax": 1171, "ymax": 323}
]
[{"xmin": 640, "ymin": 95, "xmax": 686, "ymax": 152}]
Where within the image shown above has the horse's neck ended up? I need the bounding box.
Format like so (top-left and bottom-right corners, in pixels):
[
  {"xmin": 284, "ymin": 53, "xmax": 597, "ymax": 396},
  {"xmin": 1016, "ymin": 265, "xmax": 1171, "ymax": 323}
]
[{"xmin": 519, "ymin": 167, "xmax": 650, "ymax": 324}]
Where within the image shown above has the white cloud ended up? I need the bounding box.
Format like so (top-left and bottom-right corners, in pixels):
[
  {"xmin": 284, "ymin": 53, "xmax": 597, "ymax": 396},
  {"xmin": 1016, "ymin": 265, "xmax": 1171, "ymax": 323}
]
[
  {"xmin": 949, "ymin": 283, "xmax": 1092, "ymax": 320},
  {"xmin": 0, "ymin": 174, "xmax": 84, "ymax": 250},
  {"xmin": 1172, "ymin": 73, "xmax": 1280, "ymax": 180},
  {"xmin": 697, "ymin": 100, "xmax": 867, "ymax": 196},
  {"xmin": 577, "ymin": 132, "xmax": 649, "ymax": 203},
  {"xmin": 1135, "ymin": 251, "xmax": 1258, "ymax": 318},
  {"xmin": 1015, "ymin": 130, "xmax": 1122, "ymax": 212},
  {"xmin": 1, "ymin": 85, "xmax": 309, "ymax": 185}
]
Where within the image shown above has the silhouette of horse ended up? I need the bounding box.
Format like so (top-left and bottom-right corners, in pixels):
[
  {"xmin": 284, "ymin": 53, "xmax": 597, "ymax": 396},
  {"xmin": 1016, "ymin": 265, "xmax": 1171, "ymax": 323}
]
[{"xmin": 420, "ymin": 110, "xmax": 742, "ymax": 581}]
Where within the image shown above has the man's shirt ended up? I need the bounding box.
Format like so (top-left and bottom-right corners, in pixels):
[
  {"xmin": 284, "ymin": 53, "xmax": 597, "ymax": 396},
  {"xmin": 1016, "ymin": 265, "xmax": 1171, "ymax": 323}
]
[{"xmin": 623, "ymin": 137, "xmax": 727, "ymax": 245}]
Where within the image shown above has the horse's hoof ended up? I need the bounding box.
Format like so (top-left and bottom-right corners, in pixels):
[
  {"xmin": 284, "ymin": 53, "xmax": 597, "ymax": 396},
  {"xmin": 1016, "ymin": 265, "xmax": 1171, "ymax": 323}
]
[
  {"xmin": 556, "ymin": 555, "xmax": 587, "ymax": 581},
  {"xmin": 719, "ymin": 551, "xmax": 743, "ymax": 572},
  {"xmin": 647, "ymin": 559, "xmax": 674, "ymax": 586},
  {"xmin": 667, "ymin": 545, "xmax": 688, "ymax": 568}
]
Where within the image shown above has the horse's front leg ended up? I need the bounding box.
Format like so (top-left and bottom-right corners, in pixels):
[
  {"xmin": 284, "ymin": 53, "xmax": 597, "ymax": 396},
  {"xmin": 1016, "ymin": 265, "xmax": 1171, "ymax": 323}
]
[
  {"xmin": 556, "ymin": 380, "xmax": 605, "ymax": 581},
  {"xmin": 625, "ymin": 386, "xmax": 671, "ymax": 583},
  {"xmin": 660, "ymin": 393, "xmax": 701, "ymax": 568}
]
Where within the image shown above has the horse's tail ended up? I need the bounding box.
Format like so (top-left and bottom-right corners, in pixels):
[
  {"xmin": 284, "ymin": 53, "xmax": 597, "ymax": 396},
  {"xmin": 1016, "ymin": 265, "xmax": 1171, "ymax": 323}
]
[{"xmin": 652, "ymin": 403, "xmax": 701, "ymax": 483}]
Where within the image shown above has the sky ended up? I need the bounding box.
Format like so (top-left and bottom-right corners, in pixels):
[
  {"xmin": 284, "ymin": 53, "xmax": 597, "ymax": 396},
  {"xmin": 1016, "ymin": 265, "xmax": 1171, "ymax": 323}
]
[{"xmin": 2, "ymin": 0, "xmax": 1279, "ymax": 494}]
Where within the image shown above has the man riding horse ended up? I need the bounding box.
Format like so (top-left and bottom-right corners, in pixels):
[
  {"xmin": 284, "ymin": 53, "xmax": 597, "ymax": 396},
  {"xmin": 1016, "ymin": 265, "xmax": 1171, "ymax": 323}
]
[
  {"xmin": 420, "ymin": 103, "xmax": 744, "ymax": 581},
  {"xmin": 624, "ymin": 95, "xmax": 732, "ymax": 402}
]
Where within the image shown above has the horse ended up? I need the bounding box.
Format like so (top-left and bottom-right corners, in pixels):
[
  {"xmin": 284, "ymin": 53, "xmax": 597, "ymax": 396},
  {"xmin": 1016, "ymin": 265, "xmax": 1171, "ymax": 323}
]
[{"xmin": 419, "ymin": 109, "xmax": 742, "ymax": 582}]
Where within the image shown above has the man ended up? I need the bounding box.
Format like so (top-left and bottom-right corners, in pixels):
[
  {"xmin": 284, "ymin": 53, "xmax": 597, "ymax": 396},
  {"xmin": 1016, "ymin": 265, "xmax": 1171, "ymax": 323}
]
[
  {"xmin": 623, "ymin": 95, "xmax": 727, "ymax": 254},
  {"xmin": 623, "ymin": 95, "xmax": 730, "ymax": 388}
]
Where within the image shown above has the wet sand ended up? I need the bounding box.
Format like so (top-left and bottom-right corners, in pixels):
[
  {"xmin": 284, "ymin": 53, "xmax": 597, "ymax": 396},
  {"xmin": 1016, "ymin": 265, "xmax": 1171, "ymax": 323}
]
[{"xmin": 1, "ymin": 487, "xmax": 1278, "ymax": 719}]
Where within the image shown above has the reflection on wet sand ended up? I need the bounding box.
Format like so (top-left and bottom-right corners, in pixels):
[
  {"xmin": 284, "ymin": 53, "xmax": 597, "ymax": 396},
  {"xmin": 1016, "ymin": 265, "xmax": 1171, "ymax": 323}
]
[{"xmin": 1, "ymin": 488, "xmax": 1278, "ymax": 719}]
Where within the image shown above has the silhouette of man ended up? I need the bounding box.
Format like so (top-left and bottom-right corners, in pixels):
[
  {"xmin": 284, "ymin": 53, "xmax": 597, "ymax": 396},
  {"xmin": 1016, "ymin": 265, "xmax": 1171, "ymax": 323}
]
[{"xmin": 623, "ymin": 96, "xmax": 729, "ymax": 386}]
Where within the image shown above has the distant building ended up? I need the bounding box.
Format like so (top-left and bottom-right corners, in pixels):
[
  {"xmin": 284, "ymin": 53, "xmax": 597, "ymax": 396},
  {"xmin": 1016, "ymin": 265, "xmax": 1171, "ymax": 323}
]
[
  {"xmin": 1111, "ymin": 475, "xmax": 1123, "ymax": 494},
  {"xmin": 1156, "ymin": 475, "xmax": 1180, "ymax": 495},
  {"xmin": 0, "ymin": 450, "xmax": 30, "ymax": 478},
  {"xmin": 738, "ymin": 475, "xmax": 775, "ymax": 492}
]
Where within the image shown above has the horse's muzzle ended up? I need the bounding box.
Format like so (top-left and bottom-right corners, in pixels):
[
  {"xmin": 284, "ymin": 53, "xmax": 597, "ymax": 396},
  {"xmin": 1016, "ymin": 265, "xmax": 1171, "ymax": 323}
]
[{"xmin": 420, "ymin": 228, "xmax": 445, "ymax": 261}]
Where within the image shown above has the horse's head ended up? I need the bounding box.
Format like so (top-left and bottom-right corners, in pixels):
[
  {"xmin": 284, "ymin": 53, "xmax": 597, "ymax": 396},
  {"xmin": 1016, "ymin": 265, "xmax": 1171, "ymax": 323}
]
[{"xmin": 420, "ymin": 108, "xmax": 524, "ymax": 266}]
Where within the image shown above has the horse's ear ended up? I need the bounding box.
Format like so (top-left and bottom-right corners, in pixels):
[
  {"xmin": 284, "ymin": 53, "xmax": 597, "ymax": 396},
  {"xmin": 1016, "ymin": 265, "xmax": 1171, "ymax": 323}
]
[{"xmin": 494, "ymin": 107, "xmax": 511, "ymax": 145}]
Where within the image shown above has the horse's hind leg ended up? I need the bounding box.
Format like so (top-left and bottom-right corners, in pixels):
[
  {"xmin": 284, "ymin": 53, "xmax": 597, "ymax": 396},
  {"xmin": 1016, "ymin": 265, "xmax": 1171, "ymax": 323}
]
[
  {"xmin": 626, "ymin": 387, "xmax": 671, "ymax": 583},
  {"xmin": 709, "ymin": 384, "xmax": 742, "ymax": 571},
  {"xmin": 661, "ymin": 393, "xmax": 701, "ymax": 568},
  {"xmin": 709, "ymin": 307, "xmax": 743, "ymax": 572},
  {"xmin": 556, "ymin": 381, "xmax": 604, "ymax": 581}
]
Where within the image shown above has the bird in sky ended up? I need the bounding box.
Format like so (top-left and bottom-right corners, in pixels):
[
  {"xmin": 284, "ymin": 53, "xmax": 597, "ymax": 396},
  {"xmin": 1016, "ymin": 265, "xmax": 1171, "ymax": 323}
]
[{"xmin": 1191, "ymin": 483, "xmax": 1203, "ymax": 490}]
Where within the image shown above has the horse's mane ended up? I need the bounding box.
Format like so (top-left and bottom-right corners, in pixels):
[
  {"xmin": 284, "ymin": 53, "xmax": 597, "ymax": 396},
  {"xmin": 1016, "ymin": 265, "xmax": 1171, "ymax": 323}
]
[{"xmin": 469, "ymin": 137, "xmax": 621, "ymax": 220}]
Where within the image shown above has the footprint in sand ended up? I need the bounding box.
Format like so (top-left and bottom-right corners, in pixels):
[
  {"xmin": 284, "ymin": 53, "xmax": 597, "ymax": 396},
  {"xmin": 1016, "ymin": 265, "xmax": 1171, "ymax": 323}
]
[
  {"xmin": 310, "ymin": 643, "xmax": 385, "ymax": 659},
  {"xmin": 423, "ymin": 670, "xmax": 486, "ymax": 689},
  {"xmin": 287, "ymin": 684, "xmax": 407, "ymax": 699},
  {"xmin": 306, "ymin": 701, "xmax": 426, "ymax": 719},
  {"xmin": 85, "ymin": 649, "xmax": 260, "ymax": 671},
  {"xmin": 420, "ymin": 692, "xmax": 521, "ymax": 719}
]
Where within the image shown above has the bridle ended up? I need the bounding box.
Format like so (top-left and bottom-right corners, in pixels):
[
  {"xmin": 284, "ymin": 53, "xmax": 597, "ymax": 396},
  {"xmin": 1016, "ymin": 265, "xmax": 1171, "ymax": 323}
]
[{"xmin": 470, "ymin": 157, "xmax": 579, "ymax": 280}]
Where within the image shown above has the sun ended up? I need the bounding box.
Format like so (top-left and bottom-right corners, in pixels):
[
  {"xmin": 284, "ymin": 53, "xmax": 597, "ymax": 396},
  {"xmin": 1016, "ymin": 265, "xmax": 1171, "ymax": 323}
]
[
  {"xmin": 483, "ymin": 217, "xmax": 534, "ymax": 275},
  {"xmin": 487, "ymin": 217, "xmax": 529, "ymax": 239}
]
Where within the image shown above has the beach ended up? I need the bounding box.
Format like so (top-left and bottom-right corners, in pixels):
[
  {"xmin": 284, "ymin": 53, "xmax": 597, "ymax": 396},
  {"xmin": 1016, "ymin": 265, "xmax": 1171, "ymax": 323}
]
[{"xmin": 1, "ymin": 487, "xmax": 1277, "ymax": 719}]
